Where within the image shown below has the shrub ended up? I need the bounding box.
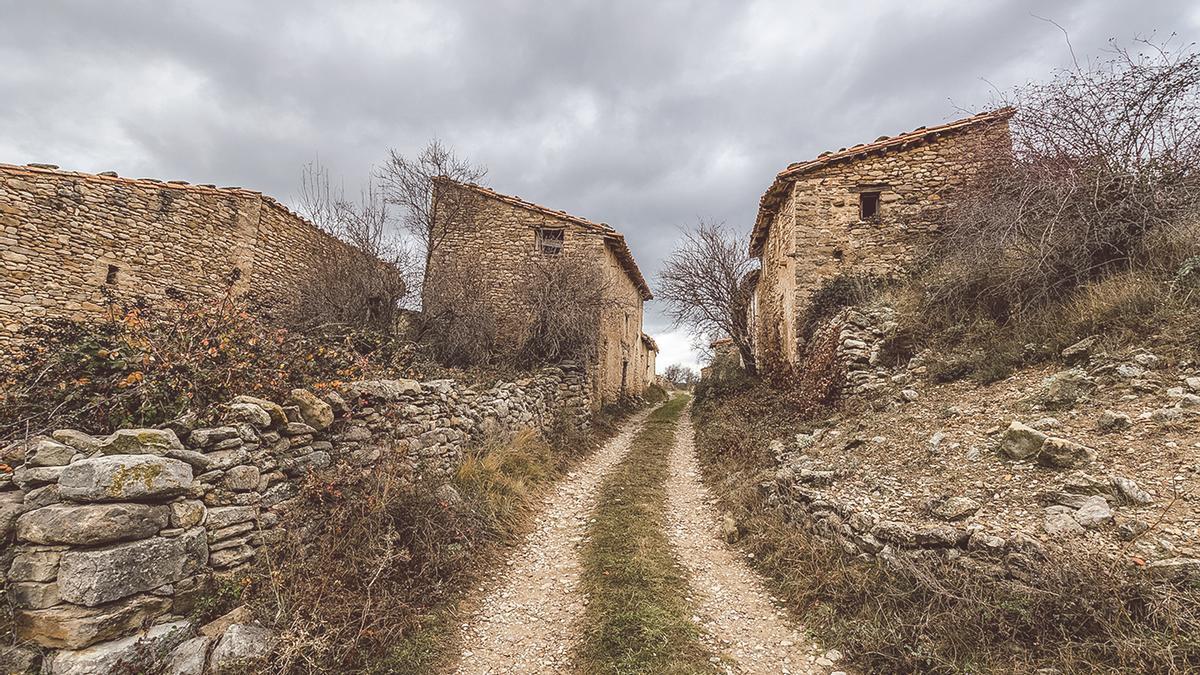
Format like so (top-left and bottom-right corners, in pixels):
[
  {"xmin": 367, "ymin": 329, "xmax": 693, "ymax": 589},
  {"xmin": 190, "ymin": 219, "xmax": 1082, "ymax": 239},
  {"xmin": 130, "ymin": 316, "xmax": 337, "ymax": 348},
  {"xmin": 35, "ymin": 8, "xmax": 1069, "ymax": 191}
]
[
  {"xmin": 0, "ymin": 295, "xmax": 414, "ymax": 440},
  {"xmin": 797, "ymin": 273, "xmax": 886, "ymax": 345}
]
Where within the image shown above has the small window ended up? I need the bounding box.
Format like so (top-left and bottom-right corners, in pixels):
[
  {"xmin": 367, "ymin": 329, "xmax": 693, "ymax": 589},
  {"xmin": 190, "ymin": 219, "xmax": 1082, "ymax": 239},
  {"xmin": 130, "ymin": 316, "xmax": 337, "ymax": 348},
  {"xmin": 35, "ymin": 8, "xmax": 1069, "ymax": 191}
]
[
  {"xmin": 859, "ymin": 191, "xmax": 880, "ymax": 220},
  {"xmin": 105, "ymin": 265, "xmax": 119, "ymax": 285},
  {"xmin": 536, "ymin": 227, "xmax": 564, "ymax": 254}
]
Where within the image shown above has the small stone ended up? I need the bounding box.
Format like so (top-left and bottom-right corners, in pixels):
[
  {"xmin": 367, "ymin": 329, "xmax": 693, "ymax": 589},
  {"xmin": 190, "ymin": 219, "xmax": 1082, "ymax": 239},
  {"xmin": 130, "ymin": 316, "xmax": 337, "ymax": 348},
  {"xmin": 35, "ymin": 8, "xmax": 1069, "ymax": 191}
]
[
  {"xmin": 232, "ymin": 395, "xmax": 288, "ymax": 428},
  {"xmin": 900, "ymin": 389, "xmax": 919, "ymax": 402},
  {"xmin": 1044, "ymin": 506, "xmax": 1085, "ymax": 537},
  {"xmin": 1039, "ymin": 369, "xmax": 1096, "ymax": 408},
  {"xmin": 226, "ymin": 402, "xmax": 272, "ymax": 428},
  {"xmin": 209, "ymin": 624, "xmax": 276, "ymax": 672},
  {"xmin": 1110, "ymin": 476, "xmax": 1153, "ymax": 505},
  {"xmin": 27, "ymin": 437, "xmax": 76, "ymax": 467},
  {"xmin": 1060, "ymin": 336, "xmax": 1098, "ymax": 364},
  {"xmin": 222, "ymin": 465, "xmax": 260, "ymax": 492},
  {"xmin": 41, "ymin": 619, "xmax": 191, "ymax": 673},
  {"xmin": 931, "ymin": 496, "xmax": 981, "ymax": 521},
  {"xmin": 57, "ymin": 529, "xmax": 207, "ymax": 606},
  {"xmin": 170, "ymin": 499, "xmax": 208, "ymax": 529},
  {"xmin": 998, "ymin": 421, "xmax": 1047, "ymax": 460},
  {"xmin": 14, "ymin": 594, "xmax": 172, "ymax": 649},
  {"xmin": 1097, "ymin": 410, "xmax": 1131, "ymax": 431},
  {"xmin": 288, "ymin": 389, "xmax": 334, "ymax": 431},
  {"xmin": 1038, "ymin": 438, "xmax": 1096, "ymax": 469},
  {"xmin": 1073, "ymin": 495, "xmax": 1113, "ymax": 529}
]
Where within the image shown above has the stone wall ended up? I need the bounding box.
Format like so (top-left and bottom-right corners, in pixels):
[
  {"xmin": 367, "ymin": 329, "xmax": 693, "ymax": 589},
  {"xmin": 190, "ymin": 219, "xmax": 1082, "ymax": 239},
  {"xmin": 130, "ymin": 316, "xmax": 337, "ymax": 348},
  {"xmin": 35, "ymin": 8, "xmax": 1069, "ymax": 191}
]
[
  {"xmin": 751, "ymin": 113, "xmax": 1012, "ymax": 367},
  {"xmin": 425, "ymin": 181, "xmax": 656, "ymax": 405},
  {"xmin": 0, "ymin": 162, "xmax": 380, "ymax": 348},
  {"xmin": 0, "ymin": 365, "xmax": 590, "ymax": 672}
]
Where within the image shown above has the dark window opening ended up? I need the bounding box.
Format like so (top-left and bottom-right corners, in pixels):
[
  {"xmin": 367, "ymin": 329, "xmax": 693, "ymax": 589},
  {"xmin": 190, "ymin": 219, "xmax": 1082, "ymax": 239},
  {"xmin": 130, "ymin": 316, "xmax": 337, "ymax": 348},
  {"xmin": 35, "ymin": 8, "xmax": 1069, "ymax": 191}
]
[
  {"xmin": 536, "ymin": 227, "xmax": 564, "ymax": 255},
  {"xmin": 105, "ymin": 265, "xmax": 119, "ymax": 285},
  {"xmin": 859, "ymin": 191, "xmax": 881, "ymax": 220}
]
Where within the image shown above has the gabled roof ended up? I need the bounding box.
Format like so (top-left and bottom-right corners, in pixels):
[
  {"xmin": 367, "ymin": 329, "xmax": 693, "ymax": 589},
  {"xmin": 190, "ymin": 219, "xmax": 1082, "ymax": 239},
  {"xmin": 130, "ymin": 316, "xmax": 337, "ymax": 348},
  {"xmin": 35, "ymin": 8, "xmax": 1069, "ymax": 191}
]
[
  {"xmin": 749, "ymin": 108, "xmax": 1014, "ymax": 257},
  {"xmin": 441, "ymin": 179, "xmax": 653, "ymax": 300}
]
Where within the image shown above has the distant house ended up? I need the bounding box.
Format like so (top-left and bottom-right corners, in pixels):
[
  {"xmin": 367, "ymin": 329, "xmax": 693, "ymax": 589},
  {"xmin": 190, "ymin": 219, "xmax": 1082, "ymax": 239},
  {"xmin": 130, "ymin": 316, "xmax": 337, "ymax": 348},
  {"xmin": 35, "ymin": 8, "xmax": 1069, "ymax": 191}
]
[
  {"xmin": 425, "ymin": 180, "xmax": 657, "ymax": 405},
  {"xmin": 747, "ymin": 109, "xmax": 1013, "ymax": 368}
]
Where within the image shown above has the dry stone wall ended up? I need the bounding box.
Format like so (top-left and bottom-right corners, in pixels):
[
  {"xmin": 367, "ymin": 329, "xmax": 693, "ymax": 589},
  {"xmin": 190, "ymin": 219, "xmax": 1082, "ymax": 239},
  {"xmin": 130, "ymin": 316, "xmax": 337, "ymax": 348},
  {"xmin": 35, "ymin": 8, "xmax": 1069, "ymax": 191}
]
[
  {"xmin": 0, "ymin": 162, "xmax": 373, "ymax": 348},
  {"xmin": 0, "ymin": 365, "xmax": 590, "ymax": 673}
]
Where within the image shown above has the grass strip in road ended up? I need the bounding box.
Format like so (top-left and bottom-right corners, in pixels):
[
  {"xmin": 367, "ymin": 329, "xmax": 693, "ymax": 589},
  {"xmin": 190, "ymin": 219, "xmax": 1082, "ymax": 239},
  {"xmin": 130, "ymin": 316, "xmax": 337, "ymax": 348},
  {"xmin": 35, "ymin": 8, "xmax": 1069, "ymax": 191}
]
[{"xmin": 577, "ymin": 394, "xmax": 717, "ymax": 674}]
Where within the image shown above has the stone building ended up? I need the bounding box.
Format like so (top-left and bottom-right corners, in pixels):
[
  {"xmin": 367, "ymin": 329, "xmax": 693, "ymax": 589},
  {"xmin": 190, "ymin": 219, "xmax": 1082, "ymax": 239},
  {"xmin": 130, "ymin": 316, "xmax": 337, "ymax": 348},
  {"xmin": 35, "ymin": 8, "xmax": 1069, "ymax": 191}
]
[
  {"xmin": 425, "ymin": 180, "xmax": 657, "ymax": 405},
  {"xmin": 0, "ymin": 162, "xmax": 389, "ymax": 347},
  {"xmin": 748, "ymin": 109, "xmax": 1013, "ymax": 368}
]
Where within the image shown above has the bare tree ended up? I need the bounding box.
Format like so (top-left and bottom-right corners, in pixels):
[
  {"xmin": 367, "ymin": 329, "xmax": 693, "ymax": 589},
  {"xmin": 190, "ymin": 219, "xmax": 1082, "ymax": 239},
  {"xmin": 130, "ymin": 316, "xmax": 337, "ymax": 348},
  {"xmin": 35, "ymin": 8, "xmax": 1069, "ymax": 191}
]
[
  {"xmin": 658, "ymin": 220, "xmax": 758, "ymax": 375},
  {"xmin": 377, "ymin": 140, "xmax": 486, "ymax": 292},
  {"xmin": 662, "ymin": 363, "xmax": 698, "ymax": 387},
  {"xmin": 934, "ymin": 37, "xmax": 1200, "ymax": 314},
  {"xmin": 292, "ymin": 160, "xmax": 410, "ymax": 330},
  {"xmin": 519, "ymin": 256, "xmax": 622, "ymax": 366},
  {"xmin": 417, "ymin": 258, "xmax": 499, "ymax": 367}
]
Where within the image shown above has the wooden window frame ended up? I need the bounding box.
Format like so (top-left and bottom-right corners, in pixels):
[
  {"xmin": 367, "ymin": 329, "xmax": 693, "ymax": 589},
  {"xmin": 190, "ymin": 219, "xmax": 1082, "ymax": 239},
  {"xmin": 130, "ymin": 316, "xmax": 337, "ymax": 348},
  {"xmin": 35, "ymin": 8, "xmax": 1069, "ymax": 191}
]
[{"xmin": 536, "ymin": 227, "xmax": 564, "ymax": 255}]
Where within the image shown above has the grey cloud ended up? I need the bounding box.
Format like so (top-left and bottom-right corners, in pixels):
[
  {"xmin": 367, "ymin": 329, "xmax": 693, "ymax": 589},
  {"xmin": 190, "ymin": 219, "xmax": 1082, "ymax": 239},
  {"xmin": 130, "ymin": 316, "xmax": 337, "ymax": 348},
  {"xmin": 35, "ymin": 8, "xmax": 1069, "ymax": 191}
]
[{"xmin": 2, "ymin": 0, "xmax": 1197, "ymax": 366}]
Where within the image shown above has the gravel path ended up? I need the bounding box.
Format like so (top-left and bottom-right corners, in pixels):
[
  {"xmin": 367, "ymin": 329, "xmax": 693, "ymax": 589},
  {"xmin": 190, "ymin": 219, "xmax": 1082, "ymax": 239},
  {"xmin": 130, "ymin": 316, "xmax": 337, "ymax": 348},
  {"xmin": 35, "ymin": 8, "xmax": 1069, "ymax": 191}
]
[
  {"xmin": 454, "ymin": 408, "xmax": 652, "ymax": 674},
  {"xmin": 664, "ymin": 408, "xmax": 845, "ymax": 675}
]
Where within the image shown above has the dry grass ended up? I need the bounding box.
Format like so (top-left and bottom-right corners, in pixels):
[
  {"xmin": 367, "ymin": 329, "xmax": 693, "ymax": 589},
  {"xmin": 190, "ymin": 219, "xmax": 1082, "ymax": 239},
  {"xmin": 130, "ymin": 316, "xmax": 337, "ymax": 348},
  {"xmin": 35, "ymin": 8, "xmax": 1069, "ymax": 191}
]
[
  {"xmin": 250, "ymin": 411, "xmax": 614, "ymax": 674},
  {"xmin": 692, "ymin": 389, "xmax": 1200, "ymax": 674},
  {"xmin": 576, "ymin": 395, "xmax": 717, "ymax": 674}
]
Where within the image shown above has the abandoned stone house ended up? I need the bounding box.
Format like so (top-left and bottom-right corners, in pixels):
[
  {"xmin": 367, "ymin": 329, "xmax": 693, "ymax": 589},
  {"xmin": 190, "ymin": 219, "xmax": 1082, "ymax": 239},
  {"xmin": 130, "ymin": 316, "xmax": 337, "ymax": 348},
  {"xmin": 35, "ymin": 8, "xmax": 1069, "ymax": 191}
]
[
  {"xmin": 747, "ymin": 109, "xmax": 1014, "ymax": 368},
  {"xmin": 0, "ymin": 162, "xmax": 389, "ymax": 348},
  {"xmin": 425, "ymin": 180, "xmax": 657, "ymax": 405}
]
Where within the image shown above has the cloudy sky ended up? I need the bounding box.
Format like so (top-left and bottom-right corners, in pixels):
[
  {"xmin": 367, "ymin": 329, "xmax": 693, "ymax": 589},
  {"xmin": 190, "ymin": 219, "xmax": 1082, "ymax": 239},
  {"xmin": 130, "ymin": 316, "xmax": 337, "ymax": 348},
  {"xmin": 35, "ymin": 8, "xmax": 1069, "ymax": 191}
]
[{"xmin": 3, "ymin": 1, "xmax": 1197, "ymax": 371}]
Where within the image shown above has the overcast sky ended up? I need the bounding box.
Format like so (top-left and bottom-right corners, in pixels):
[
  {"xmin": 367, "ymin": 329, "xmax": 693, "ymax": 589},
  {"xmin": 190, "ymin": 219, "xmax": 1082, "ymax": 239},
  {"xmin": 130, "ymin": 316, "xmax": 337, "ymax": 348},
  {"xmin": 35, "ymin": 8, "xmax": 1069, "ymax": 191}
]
[{"xmin": 3, "ymin": 1, "xmax": 1198, "ymax": 372}]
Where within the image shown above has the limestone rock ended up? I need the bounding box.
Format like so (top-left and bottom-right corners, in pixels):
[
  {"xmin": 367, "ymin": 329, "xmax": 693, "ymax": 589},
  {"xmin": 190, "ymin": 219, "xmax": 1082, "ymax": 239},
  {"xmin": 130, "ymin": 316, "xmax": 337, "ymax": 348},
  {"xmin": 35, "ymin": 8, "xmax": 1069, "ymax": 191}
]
[
  {"xmin": 188, "ymin": 427, "xmax": 239, "ymax": 448},
  {"xmin": 59, "ymin": 455, "xmax": 192, "ymax": 502},
  {"xmin": 288, "ymin": 389, "xmax": 334, "ymax": 431},
  {"xmin": 1039, "ymin": 369, "xmax": 1096, "ymax": 408},
  {"xmin": 931, "ymin": 496, "xmax": 981, "ymax": 521},
  {"xmin": 1038, "ymin": 437, "xmax": 1096, "ymax": 469},
  {"xmin": 15, "ymin": 502, "xmax": 168, "ymax": 546},
  {"xmin": 57, "ymin": 529, "xmax": 207, "ymax": 606},
  {"xmin": 170, "ymin": 500, "xmax": 207, "ymax": 529},
  {"xmin": 871, "ymin": 520, "xmax": 916, "ymax": 547},
  {"xmin": 232, "ymin": 395, "xmax": 288, "ymax": 428},
  {"xmin": 8, "ymin": 580, "xmax": 61, "ymax": 609},
  {"xmin": 164, "ymin": 635, "xmax": 212, "ymax": 675},
  {"xmin": 1073, "ymin": 495, "xmax": 1113, "ymax": 529},
  {"xmin": 200, "ymin": 605, "xmax": 252, "ymax": 638},
  {"xmin": 27, "ymin": 437, "xmax": 76, "ymax": 467},
  {"xmin": 1185, "ymin": 376, "xmax": 1200, "ymax": 393},
  {"xmin": 222, "ymin": 465, "xmax": 260, "ymax": 492},
  {"xmin": 1097, "ymin": 410, "xmax": 1131, "ymax": 431},
  {"xmin": 1043, "ymin": 506, "xmax": 1084, "ymax": 537},
  {"xmin": 1110, "ymin": 476, "xmax": 1153, "ymax": 505},
  {"xmin": 97, "ymin": 428, "xmax": 185, "ymax": 456},
  {"xmin": 998, "ymin": 421, "xmax": 1047, "ymax": 460},
  {"xmin": 226, "ymin": 402, "xmax": 271, "ymax": 429},
  {"xmin": 1144, "ymin": 557, "xmax": 1200, "ymax": 581},
  {"xmin": 51, "ymin": 429, "xmax": 103, "ymax": 454},
  {"xmin": 42, "ymin": 619, "xmax": 191, "ymax": 675},
  {"xmin": 14, "ymin": 594, "xmax": 172, "ymax": 649},
  {"xmin": 8, "ymin": 549, "xmax": 61, "ymax": 582},
  {"xmin": 208, "ymin": 624, "xmax": 275, "ymax": 673},
  {"xmin": 205, "ymin": 506, "xmax": 256, "ymax": 531},
  {"xmin": 1060, "ymin": 335, "xmax": 1098, "ymax": 364}
]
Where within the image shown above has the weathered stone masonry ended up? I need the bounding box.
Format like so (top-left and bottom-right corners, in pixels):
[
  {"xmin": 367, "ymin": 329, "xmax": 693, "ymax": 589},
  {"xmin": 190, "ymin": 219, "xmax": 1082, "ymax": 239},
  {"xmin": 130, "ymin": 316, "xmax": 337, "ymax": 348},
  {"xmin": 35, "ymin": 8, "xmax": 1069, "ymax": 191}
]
[
  {"xmin": 426, "ymin": 180, "xmax": 657, "ymax": 406},
  {"xmin": 748, "ymin": 110, "xmax": 1013, "ymax": 368},
  {"xmin": 0, "ymin": 365, "xmax": 589, "ymax": 672},
  {"xmin": 0, "ymin": 162, "xmax": 372, "ymax": 347}
]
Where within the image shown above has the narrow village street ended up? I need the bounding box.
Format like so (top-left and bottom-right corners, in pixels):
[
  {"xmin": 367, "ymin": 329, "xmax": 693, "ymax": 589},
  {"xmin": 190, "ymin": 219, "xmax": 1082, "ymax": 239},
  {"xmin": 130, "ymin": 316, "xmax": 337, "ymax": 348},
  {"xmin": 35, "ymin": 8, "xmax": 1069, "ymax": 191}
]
[{"xmin": 453, "ymin": 399, "xmax": 843, "ymax": 674}]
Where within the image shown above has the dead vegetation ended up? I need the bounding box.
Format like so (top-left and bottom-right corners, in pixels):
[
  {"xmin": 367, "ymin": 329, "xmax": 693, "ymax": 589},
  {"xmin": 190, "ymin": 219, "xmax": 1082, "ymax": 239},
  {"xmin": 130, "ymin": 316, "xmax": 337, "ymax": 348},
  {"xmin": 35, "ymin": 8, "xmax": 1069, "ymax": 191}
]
[
  {"xmin": 692, "ymin": 387, "xmax": 1200, "ymax": 674},
  {"xmin": 250, "ymin": 414, "xmax": 607, "ymax": 674}
]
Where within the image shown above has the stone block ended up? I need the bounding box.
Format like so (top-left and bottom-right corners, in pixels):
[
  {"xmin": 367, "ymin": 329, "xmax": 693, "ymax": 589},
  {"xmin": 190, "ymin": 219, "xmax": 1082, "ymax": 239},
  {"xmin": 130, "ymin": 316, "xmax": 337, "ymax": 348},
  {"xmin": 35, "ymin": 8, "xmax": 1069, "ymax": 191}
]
[
  {"xmin": 57, "ymin": 528, "xmax": 207, "ymax": 606},
  {"xmin": 58, "ymin": 455, "xmax": 192, "ymax": 502},
  {"xmin": 14, "ymin": 594, "xmax": 172, "ymax": 649},
  {"xmin": 8, "ymin": 548, "xmax": 61, "ymax": 582},
  {"xmin": 169, "ymin": 499, "xmax": 207, "ymax": 529},
  {"xmin": 16, "ymin": 502, "xmax": 169, "ymax": 546},
  {"xmin": 998, "ymin": 421, "xmax": 1047, "ymax": 460},
  {"xmin": 287, "ymin": 389, "xmax": 334, "ymax": 431},
  {"xmin": 42, "ymin": 619, "xmax": 191, "ymax": 674},
  {"xmin": 204, "ymin": 506, "xmax": 257, "ymax": 531},
  {"xmin": 1038, "ymin": 437, "xmax": 1097, "ymax": 469}
]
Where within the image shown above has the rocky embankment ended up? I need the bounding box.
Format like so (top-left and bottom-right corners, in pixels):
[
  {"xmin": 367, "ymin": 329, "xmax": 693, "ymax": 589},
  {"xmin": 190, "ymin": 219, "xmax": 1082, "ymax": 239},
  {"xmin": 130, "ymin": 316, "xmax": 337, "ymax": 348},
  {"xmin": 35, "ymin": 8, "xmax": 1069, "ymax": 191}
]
[{"xmin": 765, "ymin": 323, "xmax": 1200, "ymax": 580}]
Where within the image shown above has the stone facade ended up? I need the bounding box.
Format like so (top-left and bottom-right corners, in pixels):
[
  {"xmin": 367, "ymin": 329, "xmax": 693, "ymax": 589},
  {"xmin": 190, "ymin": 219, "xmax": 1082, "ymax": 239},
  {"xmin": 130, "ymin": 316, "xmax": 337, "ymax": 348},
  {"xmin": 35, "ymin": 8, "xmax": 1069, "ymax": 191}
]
[
  {"xmin": 0, "ymin": 365, "xmax": 590, "ymax": 670},
  {"xmin": 748, "ymin": 110, "xmax": 1013, "ymax": 368},
  {"xmin": 0, "ymin": 162, "xmax": 384, "ymax": 347},
  {"xmin": 425, "ymin": 181, "xmax": 657, "ymax": 405}
]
